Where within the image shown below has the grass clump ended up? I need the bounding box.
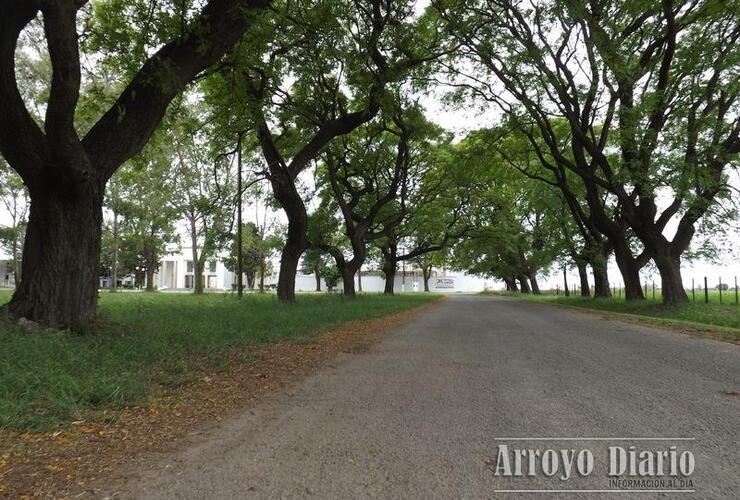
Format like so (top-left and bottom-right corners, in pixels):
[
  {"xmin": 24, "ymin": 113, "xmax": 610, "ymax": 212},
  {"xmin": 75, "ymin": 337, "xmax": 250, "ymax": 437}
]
[
  {"xmin": 491, "ymin": 290, "xmax": 740, "ymax": 332},
  {"xmin": 0, "ymin": 291, "xmax": 437, "ymax": 432}
]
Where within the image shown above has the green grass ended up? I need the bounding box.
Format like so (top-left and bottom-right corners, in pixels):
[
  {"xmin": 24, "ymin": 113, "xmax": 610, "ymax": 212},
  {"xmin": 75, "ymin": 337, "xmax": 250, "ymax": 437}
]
[
  {"xmin": 491, "ymin": 290, "xmax": 740, "ymax": 331},
  {"xmin": 0, "ymin": 290, "xmax": 438, "ymax": 432}
]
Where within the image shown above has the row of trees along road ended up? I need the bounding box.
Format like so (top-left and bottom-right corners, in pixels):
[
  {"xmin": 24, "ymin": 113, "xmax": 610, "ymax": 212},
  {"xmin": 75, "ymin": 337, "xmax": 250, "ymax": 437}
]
[
  {"xmin": 0, "ymin": 0, "xmax": 737, "ymax": 326},
  {"xmin": 434, "ymin": 0, "xmax": 739, "ymax": 304}
]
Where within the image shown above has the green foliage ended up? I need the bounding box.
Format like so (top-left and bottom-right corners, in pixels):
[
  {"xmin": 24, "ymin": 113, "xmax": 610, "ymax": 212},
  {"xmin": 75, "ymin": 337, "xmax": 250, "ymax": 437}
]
[
  {"xmin": 224, "ymin": 222, "xmax": 284, "ymax": 289},
  {"xmin": 321, "ymin": 264, "xmax": 341, "ymax": 291},
  {"xmin": 0, "ymin": 160, "xmax": 28, "ymax": 276},
  {"xmin": 105, "ymin": 139, "xmax": 180, "ymax": 282}
]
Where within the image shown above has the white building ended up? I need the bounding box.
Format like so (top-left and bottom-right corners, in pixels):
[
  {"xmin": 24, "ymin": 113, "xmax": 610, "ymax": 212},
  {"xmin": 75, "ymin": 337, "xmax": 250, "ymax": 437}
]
[
  {"xmin": 153, "ymin": 248, "xmax": 492, "ymax": 293},
  {"xmin": 155, "ymin": 245, "xmax": 236, "ymax": 291},
  {"xmin": 0, "ymin": 260, "xmax": 15, "ymax": 287},
  {"xmin": 294, "ymin": 269, "xmax": 491, "ymax": 294}
]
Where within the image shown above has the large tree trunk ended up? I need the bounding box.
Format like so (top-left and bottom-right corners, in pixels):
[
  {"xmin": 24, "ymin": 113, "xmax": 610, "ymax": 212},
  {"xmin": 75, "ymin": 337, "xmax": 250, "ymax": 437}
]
[
  {"xmin": 423, "ymin": 265, "xmax": 432, "ymax": 292},
  {"xmin": 591, "ymin": 260, "xmax": 611, "ymax": 298},
  {"xmin": 314, "ymin": 267, "xmax": 321, "ymax": 292},
  {"xmin": 612, "ymin": 241, "xmax": 645, "ymax": 300},
  {"xmin": 503, "ymin": 277, "xmax": 517, "ymax": 291},
  {"xmin": 273, "ymin": 179, "xmax": 307, "ymax": 303},
  {"xmin": 528, "ymin": 273, "xmax": 541, "ymax": 295},
  {"xmin": 518, "ymin": 274, "xmax": 531, "ymax": 293},
  {"xmin": 381, "ymin": 242, "xmax": 398, "ymax": 295},
  {"xmin": 193, "ymin": 261, "xmax": 204, "ymax": 294},
  {"xmin": 189, "ymin": 217, "xmax": 204, "ymax": 294},
  {"xmin": 192, "ymin": 243, "xmax": 204, "ymax": 295},
  {"xmin": 259, "ymin": 260, "xmax": 265, "ymax": 293},
  {"xmin": 357, "ymin": 270, "xmax": 362, "ymax": 292},
  {"xmin": 145, "ymin": 250, "xmax": 156, "ymax": 292},
  {"xmin": 576, "ymin": 260, "xmax": 590, "ymax": 297},
  {"xmin": 383, "ymin": 260, "xmax": 396, "ymax": 295},
  {"xmin": 341, "ymin": 265, "xmax": 356, "ymax": 297},
  {"xmin": 8, "ymin": 182, "xmax": 103, "ymax": 326},
  {"xmin": 653, "ymin": 251, "xmax": 689, "ymax": 305}
]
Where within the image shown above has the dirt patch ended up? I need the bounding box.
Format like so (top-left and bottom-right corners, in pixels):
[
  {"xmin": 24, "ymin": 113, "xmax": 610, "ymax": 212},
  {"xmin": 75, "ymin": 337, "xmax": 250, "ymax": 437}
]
[{"xmin": 0, "ymin": 301, "xmax": 438, "ymax": 498}]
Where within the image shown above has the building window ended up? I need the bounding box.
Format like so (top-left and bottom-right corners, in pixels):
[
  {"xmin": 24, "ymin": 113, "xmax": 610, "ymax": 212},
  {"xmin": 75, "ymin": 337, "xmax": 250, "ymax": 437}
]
[
  {"xmin": 209, "ymin": 261, "xmax": 217, "ymax": 272},
  {"xmin": 185, "ymin": 275, "xmax": 193, "ymax": 289},
  {"xmin": 186, "ymin": 260, "xmax": 194, "ymax": 273}
]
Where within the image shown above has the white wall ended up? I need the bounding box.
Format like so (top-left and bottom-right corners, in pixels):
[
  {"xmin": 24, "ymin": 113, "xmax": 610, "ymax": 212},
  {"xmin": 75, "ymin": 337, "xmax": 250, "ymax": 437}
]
[{"xmin": 296, "ymin": 270, "xmax": 492, "ymax": 294}]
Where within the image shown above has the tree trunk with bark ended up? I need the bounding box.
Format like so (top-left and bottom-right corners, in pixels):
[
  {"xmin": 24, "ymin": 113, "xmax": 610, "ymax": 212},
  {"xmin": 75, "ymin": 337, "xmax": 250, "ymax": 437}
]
[
  {"xmin": 0, "ymin": 0, "xmax": 270, "ymax": 326},
  {"xmin": 274, "ymin": 182, "xmax": 307, "ymax": 303},
  {"xmin": 612, "ymin": 240, "xmax": 644, "ymax": 300},
  {"xmin": 314, "ymin": 267, "xmax": 321, "ymax": 292},
  {"xmin": 381, "ymin": 243, "xmax": 398, "ymax": 295},
  {"xmin": 652, "ymin": 251, "xmax": 689, "ymax": 304},
  {"xmin": 190, "ymin": 222, "xmax": 204, "ymax": 294},
  {"xmin": 422, "ymin": 265, "xmax": 432, "ymax": 292},
  {"xmin": 592, "ymin": 260, "xmax": 611, "ymax": 298},
  {"xmin": 341, "ymin": 265, "xmax": 356, "ymax": 297},
  {"xmin": 8, "ymin": 182, "xmax": 103, "ymax": 326},
  {"xmin": 528, "ymin": 273, "xmax": 540, "ymax": 295},
  {"xmin": 503, "ymin": 277, "xmax": 517, "ymax": 292},
  {"xmin": 576, "ymin": 260, "xmax": 590, "ymax": 297},
  {"xmin": 518, "ymin": 274, "xmax": 531, "ymax": 293},
  {"xmin": 383, "ymin": 260, "xmax": 396, "ymax": 295},
  {"xmin": 145, "ymin": 246, "xmax": 157, "ymax": 292},
  {"xmin": 259, "ymin": 260, "xmax": 266, "ymax": 293}
]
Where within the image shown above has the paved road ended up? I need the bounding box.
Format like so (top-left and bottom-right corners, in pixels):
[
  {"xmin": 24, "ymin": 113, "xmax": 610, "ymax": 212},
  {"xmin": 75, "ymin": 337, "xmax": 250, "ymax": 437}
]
[{"xmin": 117, "ymin": 296, "xmax": 739, "ymax": 499}]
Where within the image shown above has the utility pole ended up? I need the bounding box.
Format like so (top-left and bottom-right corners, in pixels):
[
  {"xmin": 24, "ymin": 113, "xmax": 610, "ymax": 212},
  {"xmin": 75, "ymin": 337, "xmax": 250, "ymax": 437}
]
[{"xmin": 237, "ymin": 131, "xmax": 244, "ymax": 299}]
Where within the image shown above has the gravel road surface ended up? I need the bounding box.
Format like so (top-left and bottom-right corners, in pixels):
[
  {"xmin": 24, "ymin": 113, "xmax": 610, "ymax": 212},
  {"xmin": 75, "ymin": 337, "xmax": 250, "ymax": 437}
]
[{"xmin": 115, "ymin": 295, "xmax": 739, "ymax": 499}]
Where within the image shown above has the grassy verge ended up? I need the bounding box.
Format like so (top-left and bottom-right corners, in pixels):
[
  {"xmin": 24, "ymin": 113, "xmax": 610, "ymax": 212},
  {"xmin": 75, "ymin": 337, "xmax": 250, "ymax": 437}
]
[
  {"xmin": 487, "ymin": 291, "xmax": 740, "ymax": 340},
  {"xmin": 0, "ymin": 290, "xmax": 439, "ymax": 432}
]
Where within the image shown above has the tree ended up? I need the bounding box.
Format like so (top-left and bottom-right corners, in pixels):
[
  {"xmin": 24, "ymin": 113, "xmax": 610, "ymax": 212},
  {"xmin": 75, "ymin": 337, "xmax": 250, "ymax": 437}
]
[
  {"xmin": 436, "ymin": 0, "xmax": 739, "ymax": 304},
  {"xmin": 0, "ymin": 0, "xmax": 269, "ymax": 326},
  {"xmin": 113, "ymin": 143, "xmax": 180, "ymax": 291},
  {"xmin": 315, "ymin": 106, "xmax": 438, "ymax": 297},
  {"xmin": 301, "ymin": 248, "xmax": 327, "ymax": 292},
  {"xmin": 209, "ymin": 0, "xmax": 444, "ymax": 302},
  {"xmin": 469, "ymin": 126, "xmax": 617, "ymax": 297},
  {"xmin": 374, "ymin": 138, "xmax": 474, "ymax": 295},
  {"xmin": 0, "ymin": 159, "xmax": 29, "ymax": 284},
  {"xmin": 321, "ymin": 263, "xmax": 340, "ymax": 292},
  {"xmin": 225, "ymin": 222, "xmax": 283, "ymax": 292},
  {"xmin": 172, "ymin": 105, "xmax": 235, "ymax": 294}
]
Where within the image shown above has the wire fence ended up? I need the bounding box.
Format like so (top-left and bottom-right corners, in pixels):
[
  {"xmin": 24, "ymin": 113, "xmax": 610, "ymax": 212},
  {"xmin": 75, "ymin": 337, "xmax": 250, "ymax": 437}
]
[{"xmin": 554, "ymin": 276, "xmax": 739, "ymax": 305}]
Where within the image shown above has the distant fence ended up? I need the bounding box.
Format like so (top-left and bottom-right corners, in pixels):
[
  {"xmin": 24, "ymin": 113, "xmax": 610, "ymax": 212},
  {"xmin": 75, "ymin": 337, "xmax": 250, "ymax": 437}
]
[{"xmin": 553, "ymin": 276, "xmax": 739, "ymax": 305}]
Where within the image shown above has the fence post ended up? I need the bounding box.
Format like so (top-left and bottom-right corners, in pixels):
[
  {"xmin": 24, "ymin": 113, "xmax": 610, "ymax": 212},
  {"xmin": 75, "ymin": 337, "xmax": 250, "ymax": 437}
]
[
  {"xmin": 691, "ymin": 278, "xmax": 695, "ymax": 303},
  {"xmin": 704, "ymin": 276, "xmax": 709, "ymax": 304},
  {"xmin": 719, "ymin": 276, "xmax": 723, "ymax": 304}
]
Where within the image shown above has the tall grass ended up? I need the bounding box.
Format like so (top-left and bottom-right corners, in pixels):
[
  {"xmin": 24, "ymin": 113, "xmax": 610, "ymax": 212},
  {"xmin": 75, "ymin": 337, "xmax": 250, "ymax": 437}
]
[
  {"xmin": 0, "ymin": 291, "xmax": 437, "ymax": 431},
  {"xmin": 494, "ymin": 290, "xmax": 740, "ymax": 330}
]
